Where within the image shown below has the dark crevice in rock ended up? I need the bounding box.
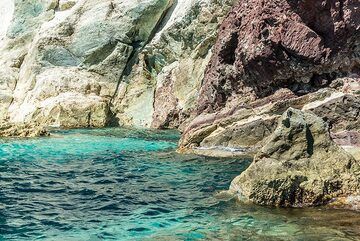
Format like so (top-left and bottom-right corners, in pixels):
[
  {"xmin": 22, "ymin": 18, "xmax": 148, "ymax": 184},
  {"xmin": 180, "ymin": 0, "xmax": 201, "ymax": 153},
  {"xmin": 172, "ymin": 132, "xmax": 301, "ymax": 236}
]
[
  {"xmin": 246, "ymin": 68, "xmax": 349, "ymax": 98},
  {"xmin": 122, "ymin": 0, "xmax": 178, "ymax": 77},
  {"xmin": 106, "ymin": 1, "xmax": 116, "ymax": 18},
  {"xmin": 83, "ymin": 41, "xmax": 118, "ymax": 65},
  {"xmin": 110, "ymin": 1, "xmax": 176, "ymax": 101},
  {"xmin": 121, "ymin": 40, "xmax": 143, "ymax": 78},
  {"xmin": 86, "ymin": 112, "xmax": 91, "ymax": 127},
  {"xmin": 282, "ymin": 117, "xmax": 291, "ymax": 128},
  {"xmin": 105, "ymin": 107, "xmax": 120, "ymax": 127},
  {"xmin": 150, "ymin": 0, "xmax": 178, "ymax": 40},
  {"xmin": 219, "ymin": 32, "xmax": 238, "ymax": 65},
  {"xmin": 305, "ymin": 125, "xmax": 314, "ymax": 156},
  {"xmin": 288, "ymin": 70, "xmax": 346, "ymax": 96},
  {"xmin": 339, "ymin": 0, "xmax": 344, "ymax": 21}
]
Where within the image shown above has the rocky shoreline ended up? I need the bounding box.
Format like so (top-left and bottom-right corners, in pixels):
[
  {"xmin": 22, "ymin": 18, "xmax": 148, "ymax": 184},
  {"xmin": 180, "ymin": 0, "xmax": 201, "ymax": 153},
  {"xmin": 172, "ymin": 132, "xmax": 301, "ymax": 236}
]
[{"xmin": 0, "ymin": 0, "xmax": 359, "ymax": 209}]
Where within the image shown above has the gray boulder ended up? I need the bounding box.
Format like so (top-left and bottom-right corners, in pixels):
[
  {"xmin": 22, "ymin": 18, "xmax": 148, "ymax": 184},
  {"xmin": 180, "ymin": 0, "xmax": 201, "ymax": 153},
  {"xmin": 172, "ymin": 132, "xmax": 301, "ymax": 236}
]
[{"xmin": 230, "ymin": 108, "xmax": 360, "ymax": 207}]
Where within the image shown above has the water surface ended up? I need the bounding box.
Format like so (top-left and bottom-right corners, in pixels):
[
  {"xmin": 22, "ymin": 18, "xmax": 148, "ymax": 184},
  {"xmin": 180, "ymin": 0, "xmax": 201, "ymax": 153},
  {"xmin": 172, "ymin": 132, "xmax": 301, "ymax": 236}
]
[{"xmin": 0, "ymin": 128, "xmax": 359, "ymax": 240}]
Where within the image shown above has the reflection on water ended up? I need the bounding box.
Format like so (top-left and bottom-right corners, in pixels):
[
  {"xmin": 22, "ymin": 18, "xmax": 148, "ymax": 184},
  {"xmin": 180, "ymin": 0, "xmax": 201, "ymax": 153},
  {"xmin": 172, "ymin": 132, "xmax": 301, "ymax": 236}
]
[{"xmin": 0, "ymin": 128, "xmax": 359, "ymax": 241}]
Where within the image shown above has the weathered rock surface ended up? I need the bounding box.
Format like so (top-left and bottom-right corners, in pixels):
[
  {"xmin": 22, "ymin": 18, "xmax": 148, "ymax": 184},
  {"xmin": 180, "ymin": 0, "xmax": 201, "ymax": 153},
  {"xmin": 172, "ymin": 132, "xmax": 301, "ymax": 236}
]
[
  {"xmin": 0, "ymin": 121, "xmax": 49, "ymax": 137},
  {"xmin": 5, "ymin": 0, "xmax": 174, "ymax": 128},
  {"xmin": 198, "ymin": 0, "xmax": 360, "ymax": 113},
  {"xmin": 113, "ymin": 0, "xmax": 234, "ymax": 128},
  {"xmin": 230, "ymin": 108, "xmax": 360, "ymax": 207},
  {"xmin": 180, "ymin": 0, "xmax": 360, "ymax": 156},
  {"xmin": 0, "ymin": 0, "xmax": 235, "ymax": 132},
  {"xmin": 0, "ymin": 0, "xmax": 56, "ymax": 120},
  {"xmin": 0, "ymin": 0, "xmax": 358, "ymax": 211},
  {"xmin": 180, "ymin": 86, "xmax": 360, "ymax": 155}
]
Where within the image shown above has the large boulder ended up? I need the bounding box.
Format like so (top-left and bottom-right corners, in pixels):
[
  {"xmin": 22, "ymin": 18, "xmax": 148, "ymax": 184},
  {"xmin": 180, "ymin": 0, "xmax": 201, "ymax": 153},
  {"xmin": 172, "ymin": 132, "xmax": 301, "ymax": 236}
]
[{"xmin": 230, "ymin": 108, "xmax": 360, "ymax": 207}]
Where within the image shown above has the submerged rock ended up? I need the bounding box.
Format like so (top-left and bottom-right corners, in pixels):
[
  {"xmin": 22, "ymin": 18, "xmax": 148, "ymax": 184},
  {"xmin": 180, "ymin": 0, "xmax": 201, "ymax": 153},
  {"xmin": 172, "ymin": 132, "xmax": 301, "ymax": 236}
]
[{"xmin": 230, "ymin": 108, "xmax": 360, "ymax": 207}]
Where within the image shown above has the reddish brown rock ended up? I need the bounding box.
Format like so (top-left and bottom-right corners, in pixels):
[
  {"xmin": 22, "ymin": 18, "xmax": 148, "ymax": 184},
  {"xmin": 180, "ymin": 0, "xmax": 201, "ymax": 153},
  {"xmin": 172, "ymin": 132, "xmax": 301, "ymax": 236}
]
[
  {"xmin": 197, "ymin": 0, "xmax": 360, "ymax": 114},
  {"xmin": 332, "ymin": 131, "xmax": 360, "ymax": 147}
]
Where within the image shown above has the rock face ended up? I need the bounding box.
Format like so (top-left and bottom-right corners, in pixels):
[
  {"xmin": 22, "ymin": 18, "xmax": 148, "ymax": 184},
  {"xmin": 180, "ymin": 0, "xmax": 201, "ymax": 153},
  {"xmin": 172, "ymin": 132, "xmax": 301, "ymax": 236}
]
[
  {"xmin": 198, "ymin": 0, "xmax": 360, "ymax": 113},
  {"xmin": 0, "ymin": 0, "xmax": 235, "ymax": 130},
  {"xmin": 0, "ymin": 122, "xmax": 49, "ymax": 137},
  {"xmin": 230, "ymin": 108, "xmax": 360, "ymax": 207},
  {"xmin": 113, "ymin": 0, "xmax": 234, "ymax": 128},
  {"xmin": 0, "ymin": 0, "xmax": 54, "ymax": 120},
  {"xmin": 0, "ymin": 0, "xmax": 359, "ymax": 210},
  {"xmin": 4, "ymin": 0, "xmax": 173, "ymax": 128},
  {"xmin": 180, "ymin": 0, "xmax": 360, "ymax": 155}
]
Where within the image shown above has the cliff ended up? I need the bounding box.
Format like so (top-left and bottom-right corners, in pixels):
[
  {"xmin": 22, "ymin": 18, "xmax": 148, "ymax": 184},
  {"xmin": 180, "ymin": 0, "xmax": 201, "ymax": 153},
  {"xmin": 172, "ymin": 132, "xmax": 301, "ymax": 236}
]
[
  {"xmin": 180, "ymin": 0, "xmax": 360, "ymax": 157},
  {"xmin": 0, "ymin": 0, "xmax": 359, "ymax": 208},
  {"xmin": 0, "ymin": 0, "xmax": 234, "ymax": 130}
]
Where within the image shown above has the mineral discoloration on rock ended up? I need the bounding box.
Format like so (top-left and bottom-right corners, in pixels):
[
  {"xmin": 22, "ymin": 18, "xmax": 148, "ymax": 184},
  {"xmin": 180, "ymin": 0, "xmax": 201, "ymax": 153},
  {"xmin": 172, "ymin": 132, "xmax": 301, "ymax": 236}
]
[
  {"xmin": 2, "ymin": 0, "xmax": 175, "ymax": 128},
  {"xmin": 198, "ymin": 0, "xmax": 360, "ymax": 114},
  {"xmin": 180, "ymin": 0, "xmax": 360, "ymax": 158},
  {"xmin": 114, "ymin": 0, "xmax": 235, "ymax": 128}
]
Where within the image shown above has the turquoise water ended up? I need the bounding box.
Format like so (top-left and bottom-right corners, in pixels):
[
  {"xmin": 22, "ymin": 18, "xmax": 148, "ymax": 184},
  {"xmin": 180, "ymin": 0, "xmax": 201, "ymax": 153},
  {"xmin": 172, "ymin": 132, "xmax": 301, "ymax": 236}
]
[{"xmin": 0, "ymin": 128, "xmax": 359, "ymax": 241}]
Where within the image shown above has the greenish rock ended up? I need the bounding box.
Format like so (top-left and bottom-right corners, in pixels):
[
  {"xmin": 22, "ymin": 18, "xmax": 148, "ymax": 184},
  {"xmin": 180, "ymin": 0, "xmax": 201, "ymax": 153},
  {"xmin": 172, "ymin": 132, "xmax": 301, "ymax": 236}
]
[
  {"xmin": 114, "ymin": 0, "xmax": 235, "ymax": 128},
  {"xmin": 6, "ymin": 0, "xmax": 173, "ymax": 128},
  {"xmin": 230, "ymin": 108, "xmax": 360, "ymax": 207},
  {"xmin": 59, "ymin": 0, "xmax": 76, "ymax": 11},
  {"xmin": 7, "ymin": 0, "xmax": 56, "ymax": 38},
  {"xmin": 42, "ymin": 47, "xmax": 80, "ymax": 66}
]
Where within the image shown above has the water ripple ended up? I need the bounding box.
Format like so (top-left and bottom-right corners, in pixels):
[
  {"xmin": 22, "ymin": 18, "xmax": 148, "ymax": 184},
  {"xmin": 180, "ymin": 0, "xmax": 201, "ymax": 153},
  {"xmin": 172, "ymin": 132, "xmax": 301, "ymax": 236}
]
[{"xmin": 1, "ymin": 128, "xmax": 360, "ymax": 240}]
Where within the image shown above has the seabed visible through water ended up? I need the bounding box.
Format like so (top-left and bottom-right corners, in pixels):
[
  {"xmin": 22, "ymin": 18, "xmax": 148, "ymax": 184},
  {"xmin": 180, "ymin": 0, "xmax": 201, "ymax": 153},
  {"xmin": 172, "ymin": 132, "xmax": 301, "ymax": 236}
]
[{"xmin": 0, "ymin": 128, "xmax": 359, "ymax": 241}]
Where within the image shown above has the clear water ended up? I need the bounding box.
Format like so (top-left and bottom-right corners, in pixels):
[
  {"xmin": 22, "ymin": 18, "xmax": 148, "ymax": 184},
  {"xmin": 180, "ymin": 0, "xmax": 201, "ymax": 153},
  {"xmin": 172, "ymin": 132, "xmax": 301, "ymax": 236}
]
[{"xmin": 0, "ymin": 128, "xmax": 359, "ymax": 241}]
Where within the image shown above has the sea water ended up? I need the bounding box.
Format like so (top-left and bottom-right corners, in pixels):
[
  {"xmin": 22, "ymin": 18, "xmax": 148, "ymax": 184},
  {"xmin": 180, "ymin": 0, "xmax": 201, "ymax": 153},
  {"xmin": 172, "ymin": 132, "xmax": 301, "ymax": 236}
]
[{"xmin": 0, "ymin": 128, "xmax": 359, "ymax": 241}]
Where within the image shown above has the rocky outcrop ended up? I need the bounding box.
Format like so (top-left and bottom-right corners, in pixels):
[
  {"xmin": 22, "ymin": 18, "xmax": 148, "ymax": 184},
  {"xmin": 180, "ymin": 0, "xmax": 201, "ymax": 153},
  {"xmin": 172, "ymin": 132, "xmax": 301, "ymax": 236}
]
[
  {"xmin": 0, "ymin": 0, "xmax": 235, "ymax": 131},
  {"xmin": 178, "ymin": 91, "xmax": 286, "ymax": 155},
  {"xmin": 0, "ymin": 122, "xmax": 49, "ymax": 137},
  {"xmin": 5, "ymin": 0, "xmax": 174, "ymax": 128},
  {"xmin": 198, "ymin": 0, "xmax": 360, "ymax": 113},
  {"xmin": 180, "ymin": 86, "xmax": 360, "ymax": 156},
  {"xmin": 230, "ymin": 108, "xmax": 360, "ymax": 207},
  {"xmin": 0, "ymin": 0, "xmax": 358, "ymax": 210},
  {"xmin": 0, "ymin": 0, "xmax": 56, "ymax": 121},
  {"xmin": 113, "ymin": 0, "xmax": 234, "ymax": 128},
  {"xmin": 180, "ymin": 0, "xmax": 360, "ymax": 156}
]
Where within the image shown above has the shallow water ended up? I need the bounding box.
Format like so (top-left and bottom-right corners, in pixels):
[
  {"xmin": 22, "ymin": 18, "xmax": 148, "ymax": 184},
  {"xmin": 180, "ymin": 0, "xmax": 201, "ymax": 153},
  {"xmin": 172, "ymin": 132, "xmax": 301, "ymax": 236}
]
[{"xmin": 0, "ymin": 128, "xmax": 359, "ymax": 241}]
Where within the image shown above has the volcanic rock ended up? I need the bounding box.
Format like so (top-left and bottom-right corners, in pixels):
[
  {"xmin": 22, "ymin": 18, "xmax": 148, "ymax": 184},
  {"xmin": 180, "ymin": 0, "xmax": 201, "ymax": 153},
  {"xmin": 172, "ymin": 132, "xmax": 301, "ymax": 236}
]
[{"xmin": 198, "ymin": 0, "xmax": 360, "ymax": 113}]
